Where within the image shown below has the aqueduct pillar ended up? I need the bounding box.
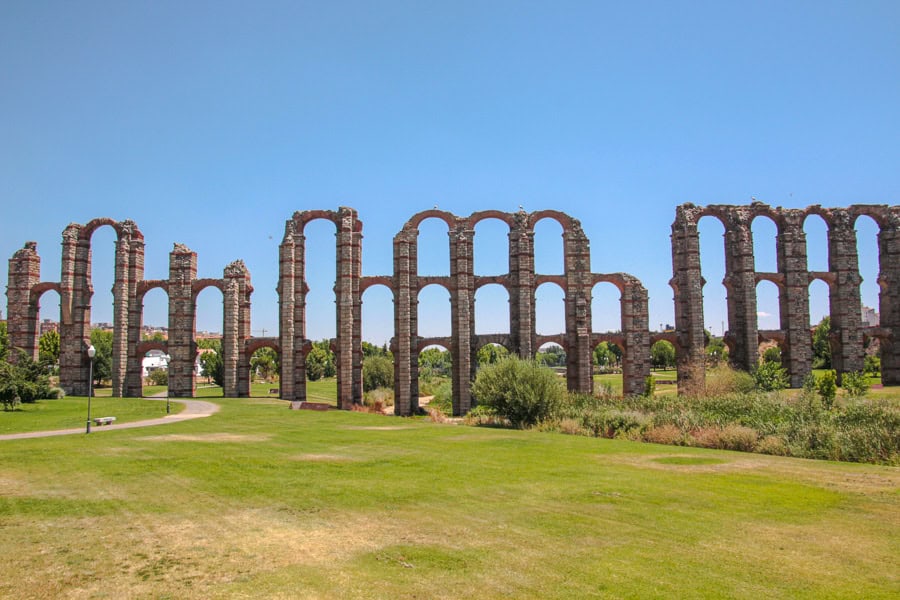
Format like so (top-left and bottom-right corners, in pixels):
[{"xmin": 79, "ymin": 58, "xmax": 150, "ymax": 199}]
[
  {"xmin": 392, "ymin": 228, "xmax": 417, "ymax": 415},
  {"xmin": 621, "ymin": 277, "xmax": 652, "ymax": 395},
  {"xmin": 828, "ymin": 209, "xmax": 865, "ymax": 380},
  {"xmin": 167, "ymin": 244, "xmax": 198, "ymax": 398},
  {"xmin": 670, "ymin": 205, "xmax": 706, "ymax": 395},
  {"xmin": 450, "ymin": 222, "xmax": 475, "ymax": 415},
  {"xmin": 564, "ymin": 223, "xmax": 593, "ymax": 394},
  {"xmin": 6, "ymin": 242, "xmax": 41, "ymax": 363},
  {"xmin": 723, "ymin": 208, "xmax": 759, "ymax": 372},
  {"xmin": 222, "ymin": 260, "xmax": 252, "ymax": 398},
  {"xmin": 508, "ymin": 211, "xmax": 536, "ymax": 359},
  {"xmin": 879, "ymin": 209, "xmax": 900, "ymax": 384},
  {"xmin": 777, "ymin": 209, "xmax": 813, "ymax": 387}
]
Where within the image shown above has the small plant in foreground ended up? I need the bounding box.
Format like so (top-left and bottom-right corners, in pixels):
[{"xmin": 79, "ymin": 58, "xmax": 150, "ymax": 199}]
[
  {"xmin": 841, "ymin": 371, "xmax": 869, "ymax": 399},
  {"xmin": 752, "ymin": 360, "xmax": 788, "ymax": 392},
  {"xmin": 817, "ymin": 370, "xmax": 837, "ymax": 409}
]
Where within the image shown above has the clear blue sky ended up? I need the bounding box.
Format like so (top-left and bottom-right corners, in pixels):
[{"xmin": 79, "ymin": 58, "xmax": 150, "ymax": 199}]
[{"xmin": 2, "ymin": 1, "xmax": 898, "ymax": 345}]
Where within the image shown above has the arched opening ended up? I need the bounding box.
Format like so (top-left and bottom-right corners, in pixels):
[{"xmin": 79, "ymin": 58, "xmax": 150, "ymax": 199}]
[
  {"xmin": 593, "ymin": 340, "xmax": 623, "ymax": 395},
  {"xmin": 758, "ymin": 339, "xmax": 784, "ymax": 366},
  {"xmin": 474, "ymin": 283, "xmax": 509, "ymax": 335},
  {"xmin": 809, "ymin": 278, "xmax": 832, "ymax": 370},
  {"xmin": 194, "ymin": 285, "xmax": 224, "ymax": 396},
  {"xmin": 417, "ymin": 284, "xmax": 451, "ymax": 338},
  {"xmin": 416, "ymin": 217, "xmax": 451, "ymax": 276},
  {"xmin": 142, "ymin": 348, "xmax": 169, "ymax": 393},
  {"xmin": 535, "ymin": 281, "xmax": 565, "ymax": 337},
  {"xmin": 591, "ymin": 282, "xmax": 621, "ymax": 334},
  {"xmin": 362, "ymin": 284, "xmax": 394, "ymax": 348},
  {"xmin": 140, "ymin": 286, "xmax": 169, "ymax": 396},
  {"xmin": 856, "ymin": 214, "xmax": 882, "ymax": 384},
  {"xmin": 303, "ymin": 219, "xmax": 338, "ymax": 342},
  {"xmin": 533, "ymin": 218, "xmax": 564, "ymax": 275},
  {"xmin": 361, "ymin": 284, "xmax": 395, "ymax": 410},
  {"xmin": 36, "ymin": 289, "xmax": 61, "ymax": 373},
  {"xmin": 698, "ymin": 215, "xmax": 728, "ymax": 338},
  {"xmin": 536, "ymin": 341, "xmax": 566, "ymax": 372},
  {"xmin": 751, "ymin": 214, "xmax": 778, "ymax": 273},
  {"xmin": 86, "ymin": 225, "xmax": 118, "ymax": 331},
  {"xmin": 755, "ymin": 280, "xmax": 781, "ymax": 334},
  {"xmin": 476, "ymin": 342, "xmax": 510, "ymax": 368},
  {"xmin": 249, "ymin": 346, "xmax": 280, "ymax": 397},
  {"xmin": 418, "ymin": 343, "xmax": 452, "ymax": 414},
  {"xmin": 473, "ymin": 217, "xmax": 510, "ymax": 276},
  {"xmin": 804, "ymin": 213, "xmax": 829, "ymax": 272}
]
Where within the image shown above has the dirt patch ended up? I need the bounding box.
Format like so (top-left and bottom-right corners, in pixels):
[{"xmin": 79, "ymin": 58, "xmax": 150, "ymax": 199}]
[
  {"xmin": 342, "ymin": 426, "xmax": 416, "ymax": 431},
  {"xmin": 290, "ymin": 453, "xmax": 358, "ymax": 462},
  {"xmin": 135, "ymin": 433, "xmax": 272, "ymax": 443}
]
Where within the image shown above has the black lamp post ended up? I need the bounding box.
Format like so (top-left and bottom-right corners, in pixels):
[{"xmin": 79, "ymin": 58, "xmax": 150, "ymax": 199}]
[{"xmin": 86, "ymin": 344, "xmax": 96, "ymax": 434}]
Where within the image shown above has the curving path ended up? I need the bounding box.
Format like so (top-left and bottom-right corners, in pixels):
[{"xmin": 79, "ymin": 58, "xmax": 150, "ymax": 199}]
[{"xmin": 0, "ymin": 398, "xmax": 220, "ymax": 441}]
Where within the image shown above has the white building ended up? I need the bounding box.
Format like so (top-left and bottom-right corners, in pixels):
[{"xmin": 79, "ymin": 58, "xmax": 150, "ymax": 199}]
[{"xmin": 142, "ymin": 349, "xmax": 206, "ymax": 377}]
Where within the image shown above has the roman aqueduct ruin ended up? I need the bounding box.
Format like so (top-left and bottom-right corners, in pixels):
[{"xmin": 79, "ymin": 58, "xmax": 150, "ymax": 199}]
[{"xmin": 6, "ymin": 202, "xmax": 899, "ymax": 414}]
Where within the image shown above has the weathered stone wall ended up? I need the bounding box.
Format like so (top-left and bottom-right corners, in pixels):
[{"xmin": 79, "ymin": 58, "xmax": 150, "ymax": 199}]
[
  {"xmin": 8, "ymin": 201, "xmax": 896, "ymax": 407},
  {"xmin": 670, "ymin": 202, "xmax": 900, "ymax": 393}
]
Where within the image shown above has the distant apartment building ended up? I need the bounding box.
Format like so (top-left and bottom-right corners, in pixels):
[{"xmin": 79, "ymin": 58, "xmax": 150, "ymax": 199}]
[
  {"xmin": 40, "ymin": 319, "xmax": 59, "ymax": 335},
  {"xmin": 862, "ymin": 306, "xmax": 879, "ymax": 327}
]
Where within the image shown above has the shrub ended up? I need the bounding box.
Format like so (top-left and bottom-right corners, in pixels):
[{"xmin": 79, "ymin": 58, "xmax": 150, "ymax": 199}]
[
  {"xmin": 705, "ymin": 365, "xmax": 756, "ymax": 397},
  {"xmin": 841, "ymin": 371, "xmax": 868, "ymax": 399},
  {"xmin": 463, "ymin": 405, "xmax": 509, "ymax": 427},
  {"xmin": 428, "ymin": 380, "xmax": 453, "ymax": 415},
  {"xmin": 718, "ymin": 425, "xmax": 759, "ymax": 452},
  {"xmin": 817, "ymin": 370, "xmax": 837, "ymax": 409},
  {"xmin": 643, "ymin": 376, "xmax": 655, "ymax": 397},
  {"xmin": 864, "ymin": 354, "xmax": 881, "ymax": 376},
  {"xmin": 756, "ymin": 435, "xmax": 790, "ymax": 456},
  {"xmin": 147, "ymin": 368, "xmax": 168, "ymax": 386},
  {"xmin": 643, "ymin": 424, "xmax": 684, "ymax": 445},
  {"xmin": 364, "ymin": 387, "xmax": 394, "ymax": 408},
  {"xmin": 753, "ymin": 361, "xmax": 788, "ymax": 392},
  {"xmin": 471, "ymin": 357, "xmax": 565, "ymax": 428},
  {"xmin": 0, "ymin": 353, "xmax": 53, "ymax": 408},
  {"xmin": 362, "ymin": 355, "xmax": 394, "ymax": 392}
]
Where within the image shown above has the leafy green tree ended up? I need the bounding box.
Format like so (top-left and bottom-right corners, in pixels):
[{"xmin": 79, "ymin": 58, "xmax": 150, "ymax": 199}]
[
  {"xmin": 706, "ymin": 334, "xmax": 728, "ymax": 366},
  {"xmin": 197, "ymin": 339, "xmax": 223, "ymax": 385},
  {"xmin": 38, "ymin": 330, "xmax": 60, "ymax": 367},
  {"xmin": 0, "ymin": 351, "xmax": 53, "ymax": 409},
  {"xmin": 147, "ymin": 368, "xmax": 168, "ymax": 386},
  {"xmin": 90, "ymin": 329, "xmax": 113, "ymax": 385},
  {"xmin": 864, "ymin": 354, "xmax": 881, "ymax": 376},
  {"xmin": 143, "ymin": 331, "xmax": 166, "ymax": 341},
  {"xmin": 812, "ymin": 316, "xmax": 832, "ymax": 369},
  {"xmin": 250, "ymin": 347, "xmax": 278, "ymax": 381},
  {"xmin": 841, "ymin": 371, "xmax": 869, "ymax": 398},
  {"xmin": 817, "ymin": 369, "xmax": 837, "ymax": 409},
  {"xmin": 762, "ymin": 345, "xmax": 782, "ymax": 364},
  {"xmin": 0, "ymin": 320, "xmax": 8, "ymax": 362},
  {"xmin": 607, "ymin": 342, "xmax": 622, "ymax": 367},
  {"xmin": 753, "ymin": 360, "xmax": 788, "ymax": 391},
  {"xmin": 536, "ymin": 344, "xmax": 566, "ymax": 367},
  {"xmin": 476, "ymin": 343, "xmax": 509, "ymax": 366},
  {"xmin": 419, "ymin": 347, "xmax": 451, "ymax": 376},
  {"xmin": 362, "ymin": 354, "xmax": 394, "ymax": 391},
  {"xmin": 306, "ymin": 344, "xmax": 335, "ymax": 381},
  {"xmin": 472, "ymin": 357, "xmax": 565, "ymax": 427},
  {"xmin": 650, "ymin": 340, "xmax": 676, "ymax": 370},
  {"xmin": 593, "ymin": 342, "xmax": 615, "ymax": 370}
]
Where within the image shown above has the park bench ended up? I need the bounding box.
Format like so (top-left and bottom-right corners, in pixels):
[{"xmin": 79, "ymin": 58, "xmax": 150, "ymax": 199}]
[{"xmin": 93, "ymin": 416, "xmax": 117, "ymax": 426}]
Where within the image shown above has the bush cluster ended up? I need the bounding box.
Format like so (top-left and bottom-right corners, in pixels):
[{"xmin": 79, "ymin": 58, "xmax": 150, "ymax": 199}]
[
  {"xmin": 0, "ymin": 352, "xmax": 56, "ymax": 411},
  {"xmin": 466, "ymin": 358, "xmax": 899, "ymax": 465}
]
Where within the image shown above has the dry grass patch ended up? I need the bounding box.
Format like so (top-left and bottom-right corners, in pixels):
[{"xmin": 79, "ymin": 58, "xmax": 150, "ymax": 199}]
[{"xmin": 135, "ymin": 433, "xmax": 272, "ymax": 443}]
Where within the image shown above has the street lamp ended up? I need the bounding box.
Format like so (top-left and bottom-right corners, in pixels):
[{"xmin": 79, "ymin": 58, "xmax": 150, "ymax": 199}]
[
  {"xmin": 86, "ymin": 344, "xmax": 96, "ymax": 434},
  {"xmin": 163, "ymin": 353, "xmax": 172, "ymax": 414}
]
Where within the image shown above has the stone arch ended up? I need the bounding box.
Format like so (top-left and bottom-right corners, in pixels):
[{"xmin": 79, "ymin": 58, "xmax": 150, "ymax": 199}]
[{"xmin": 56, "ymin": 217, "xmax": 145, "ymax": 398}]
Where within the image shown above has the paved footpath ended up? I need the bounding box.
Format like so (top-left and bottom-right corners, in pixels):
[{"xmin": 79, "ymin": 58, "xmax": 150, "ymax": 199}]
[{"xmin": 0, "ymin": 397, "xmax": 221, "ymax": 441}]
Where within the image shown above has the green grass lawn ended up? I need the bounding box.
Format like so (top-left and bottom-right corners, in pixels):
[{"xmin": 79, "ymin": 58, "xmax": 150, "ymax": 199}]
[
  {"xmin": 594, "ymin": 370, "xmax": 678, "ymax": 396},
  {"xmin": 0, "ymin": 397, "xmax": 897, "ymax": 598},
  {"xmin": 0, "ymin": 396, "xmax": 181, "ymax": 434}
]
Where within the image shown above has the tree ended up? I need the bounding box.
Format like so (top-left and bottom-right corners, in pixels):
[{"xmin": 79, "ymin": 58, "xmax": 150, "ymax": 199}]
[
  {"xmin": 38, "ymin": 330, "xmax": 60, "ymax": 367},
  {"xmin": 362, "ymin": 354, "xmax": 393, "ymax": 391},
  {"xmin": 250, "ymin": 347, "xmax": 278, "ymax": 381},
  {"xmin": 419, "ymin": 347, "xmax": 451, "ymax": 376},
  {"xmin": 143, "ymin": 331, "xmax": 166, "ymax": 342},
  {"xmin": 0, "ymin": 320, "xmax": 8, "ymax": 362},
  {"xmin": 306, "ymin": 343, "xmax": 335, "ymax": 381},
  {"xmin": 147, "ymin": 368, "xmax": 168, "ymax": 386},
  {"xmin": 476, "ymin": 343, "xmax": 509, "ymax": 366},
  {"xmin": 706, "ymin": 334, "xmax": 728, "ymax": 366},
  {"xmin": 0, "ymin": 351, "xmax": 53, "ymax": 409},
  {"xmin": 90, "ymin": 329, "xmax": 113, "ymax": 385},
  {"xmin": 812, "ymin": 316, "xmax": 832, "ymax": 369},
  {"xmin": 472, "ymin": 357, "xmax": 565, "ymax": 427},
  {"xmin": 650, "ymin": 340, "xmax": 676, "ymax": 370},
  {"xmin": 762, "ymin": 345, "xmax": 782, "ymax": 364},
  {"xmin": 199, "ymin": 349, "xmax": 223, "ymax": 386},
  {"xmin": 593, "ymin": 342, "xmax": 614, "ymax": 370},
  {"xmin": 753, "ymin": 360, "xmax": 788, "ymax": 391},
  {"xmin": 536, "ymin": 344, "xmax": 566, "ymax": 367}
]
